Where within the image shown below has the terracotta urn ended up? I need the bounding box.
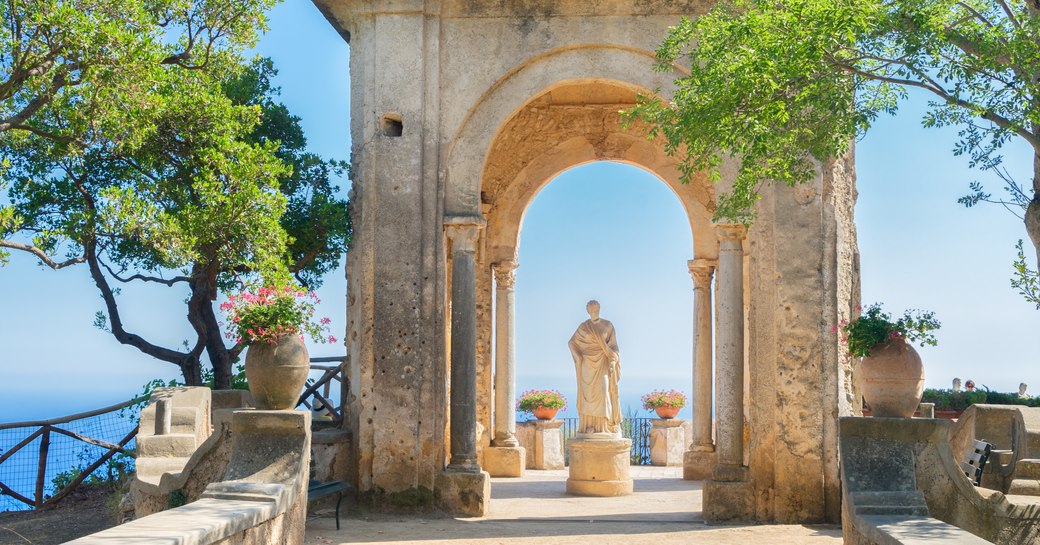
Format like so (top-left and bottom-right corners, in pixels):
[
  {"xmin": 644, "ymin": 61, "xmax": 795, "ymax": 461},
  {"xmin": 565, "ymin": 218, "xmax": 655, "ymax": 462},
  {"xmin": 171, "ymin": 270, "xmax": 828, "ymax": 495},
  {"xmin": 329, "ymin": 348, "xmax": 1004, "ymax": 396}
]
[
  {"xmin": 859, "ymin": 338, "xmax": 924, "ymax": 418},
  {"xmin": 655, "ymin": 406, "xmax": 681, "ymax": 419},
  {"xmin": 532, "ymin": 407, "xmax": 559, "ymax": 420},
  {"xmin": 244, "ymin": 334, "xmax": 311, "ymax": 410}
]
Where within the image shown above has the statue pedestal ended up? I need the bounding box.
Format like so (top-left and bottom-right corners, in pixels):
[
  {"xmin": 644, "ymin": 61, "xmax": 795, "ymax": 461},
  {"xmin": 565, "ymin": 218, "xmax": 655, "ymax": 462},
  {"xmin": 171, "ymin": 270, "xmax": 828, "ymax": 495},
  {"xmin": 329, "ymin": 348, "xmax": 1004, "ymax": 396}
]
[
  {"xmin": 566, "ymin": 437, "xmax": 633, "ymax": 496},
  {"xmin": 650, "ymin": 418, "xmax": 686, "ymax": 466}
]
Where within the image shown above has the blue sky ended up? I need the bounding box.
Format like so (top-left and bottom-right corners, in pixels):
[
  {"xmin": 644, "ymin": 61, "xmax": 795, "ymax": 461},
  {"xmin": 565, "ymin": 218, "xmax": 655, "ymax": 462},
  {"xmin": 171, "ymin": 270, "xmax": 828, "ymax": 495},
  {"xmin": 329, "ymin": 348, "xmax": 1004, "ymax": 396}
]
[{"xmin": 1, "ymin": 2, "xmax": 1038, "ymax": 423}]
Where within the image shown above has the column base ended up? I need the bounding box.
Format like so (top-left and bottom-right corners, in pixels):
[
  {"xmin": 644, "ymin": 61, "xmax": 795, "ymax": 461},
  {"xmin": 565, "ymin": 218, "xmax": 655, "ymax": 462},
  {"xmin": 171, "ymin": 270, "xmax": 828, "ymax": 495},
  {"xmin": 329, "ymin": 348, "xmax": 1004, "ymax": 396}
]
[
  {"xmin": 435, "ymin": 468, "xmax": 490, "ymax": 517},
  {"xmin": 683, "ymin": 447, "xmax": 717, "ymax": 480},
  {"xmin": 566, "ymin": 437, "xmax": 633, "ymax": 497},
  {"xmin": 484, "ymin": 446, "xmax": 525, "ymax": 477},
  {"xmin": 704, "ymin": 472, "xmax": 753, "ymax": 522}
]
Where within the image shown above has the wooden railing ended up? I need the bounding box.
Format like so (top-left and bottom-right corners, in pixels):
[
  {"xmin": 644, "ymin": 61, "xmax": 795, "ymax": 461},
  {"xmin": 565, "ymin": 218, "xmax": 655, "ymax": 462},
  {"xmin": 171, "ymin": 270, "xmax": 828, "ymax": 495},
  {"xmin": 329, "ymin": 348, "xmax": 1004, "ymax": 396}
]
[
  {"xmin": 0, "ymin": 396, "xmax": 145, "ymax": 509},
  {"xmin": 0, "ymin": 356, "xmax": 347, "ymax": 510},
  {"xmin": 298, "ymin": 357, "xmax": 347, "ymax": 425}
]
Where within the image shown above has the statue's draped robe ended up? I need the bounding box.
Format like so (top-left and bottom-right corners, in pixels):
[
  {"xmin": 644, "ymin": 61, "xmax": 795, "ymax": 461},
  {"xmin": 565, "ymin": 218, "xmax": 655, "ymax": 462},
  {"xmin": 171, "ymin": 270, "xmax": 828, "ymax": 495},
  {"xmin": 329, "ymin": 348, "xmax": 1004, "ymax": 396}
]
[{"xmin": 568, "ymin": 319, "xmax": 622, "ymax": 434}]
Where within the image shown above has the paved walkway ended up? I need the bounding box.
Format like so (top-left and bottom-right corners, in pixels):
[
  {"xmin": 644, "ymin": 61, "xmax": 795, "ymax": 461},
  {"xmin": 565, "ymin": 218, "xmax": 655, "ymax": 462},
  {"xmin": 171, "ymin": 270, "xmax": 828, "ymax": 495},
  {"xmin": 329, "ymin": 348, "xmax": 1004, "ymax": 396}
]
[{"xmin": 305, "ymin": 466, "xmax": 843, "ymax": 544}]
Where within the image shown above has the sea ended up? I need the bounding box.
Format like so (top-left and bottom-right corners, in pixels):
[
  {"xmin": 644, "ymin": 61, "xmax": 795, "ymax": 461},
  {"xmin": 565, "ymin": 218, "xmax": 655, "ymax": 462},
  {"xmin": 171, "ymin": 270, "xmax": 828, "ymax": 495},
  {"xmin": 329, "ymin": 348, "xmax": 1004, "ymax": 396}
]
[{"xmin": 0, "ymin": 375, "xmax": 697, "ymax": 512}]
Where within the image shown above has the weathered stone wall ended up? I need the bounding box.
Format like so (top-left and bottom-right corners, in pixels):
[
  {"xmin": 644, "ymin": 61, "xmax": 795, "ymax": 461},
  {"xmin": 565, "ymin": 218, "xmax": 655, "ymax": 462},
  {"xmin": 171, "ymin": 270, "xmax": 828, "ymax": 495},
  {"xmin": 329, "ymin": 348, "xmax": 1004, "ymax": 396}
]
[
  {"xmin": 746, "ymin": 157, "xmax": 857, "ymax": 523},
  {"xmin": 334, "ymin": 6, "xmax": 447, "ymax": 506}
]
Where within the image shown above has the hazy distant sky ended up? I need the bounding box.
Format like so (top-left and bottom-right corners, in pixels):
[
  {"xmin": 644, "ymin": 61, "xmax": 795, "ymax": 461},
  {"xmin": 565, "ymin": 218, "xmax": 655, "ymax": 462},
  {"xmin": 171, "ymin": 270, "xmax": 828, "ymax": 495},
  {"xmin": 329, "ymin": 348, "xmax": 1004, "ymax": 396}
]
[{"xmin": 1, "ymin": 2, "xmax": 1037, "ymax": 423}]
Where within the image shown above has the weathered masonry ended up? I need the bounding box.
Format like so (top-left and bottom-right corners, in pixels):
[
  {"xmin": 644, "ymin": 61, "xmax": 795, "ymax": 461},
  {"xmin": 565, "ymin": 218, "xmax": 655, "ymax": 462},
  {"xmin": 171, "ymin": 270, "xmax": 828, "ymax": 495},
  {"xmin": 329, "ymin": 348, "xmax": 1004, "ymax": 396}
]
[{"xmin": 314, "ymin": 0, "xmax": 860, "ymax": 523}]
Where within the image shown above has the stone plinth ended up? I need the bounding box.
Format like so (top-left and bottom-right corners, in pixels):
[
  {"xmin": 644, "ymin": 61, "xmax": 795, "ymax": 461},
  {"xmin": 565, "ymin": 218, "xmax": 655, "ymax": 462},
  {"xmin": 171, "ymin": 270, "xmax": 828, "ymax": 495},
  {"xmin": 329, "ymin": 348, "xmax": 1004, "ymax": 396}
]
[
  {"xmin": 436, "ymin": 469, "xmax": 490, "ymax": 517},
  {"xmin": 705, "ymin": 466, "xmax": 753, "ymax": 521},
  {"xmin": 484, "ymin": 446, "xmax": 525, "ymax": 477},
  {"xmin": 566, "ymin": 437, "xmax": 633, "ymax": 496},
  {"xmin": 516, "ymin": 420, "xmax": 565, "ymax": 470},
  {"xmin": 683, "ymin": 447, "xmax": 717, "ymax": 480},
  {"xmin": 650, "ymin": 419, "xmax": 686, "ymax": 467}
]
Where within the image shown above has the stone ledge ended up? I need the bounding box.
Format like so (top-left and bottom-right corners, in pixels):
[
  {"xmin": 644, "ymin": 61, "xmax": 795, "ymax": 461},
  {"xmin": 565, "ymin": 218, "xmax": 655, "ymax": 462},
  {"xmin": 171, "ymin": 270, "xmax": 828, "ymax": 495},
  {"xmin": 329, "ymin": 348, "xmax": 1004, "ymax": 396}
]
[
  {"xmin": 65, "ymin": 498, "xmax": 278, "ymax": 545},
  {"xmin": 855, "ymin": 515, "xmax": 994, "ymax": 545},
  {"xmin": 74, "ymin": 410, "xmax": 311, "ymax": 545}
]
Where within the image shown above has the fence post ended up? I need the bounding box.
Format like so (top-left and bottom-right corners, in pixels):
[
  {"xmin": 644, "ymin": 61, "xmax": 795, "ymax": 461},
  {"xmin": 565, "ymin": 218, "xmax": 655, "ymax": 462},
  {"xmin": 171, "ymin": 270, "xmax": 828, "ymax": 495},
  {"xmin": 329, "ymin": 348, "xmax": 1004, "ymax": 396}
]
[{"xmin": 35, "ymin": 425, "xmax": 50, "ymax": 507}]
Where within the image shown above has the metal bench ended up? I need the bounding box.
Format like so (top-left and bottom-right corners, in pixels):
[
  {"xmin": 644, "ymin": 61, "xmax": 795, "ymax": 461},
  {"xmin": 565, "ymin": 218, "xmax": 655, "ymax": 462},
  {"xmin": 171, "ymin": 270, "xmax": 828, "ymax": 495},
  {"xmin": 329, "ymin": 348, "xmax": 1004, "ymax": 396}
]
[
  {"xmin": 962, "ymin": 439, "xmax": 992, "ymax": 486},
  {"xmin": 308, "ymin": 479, "xmax": 352, "ymax": 530}
]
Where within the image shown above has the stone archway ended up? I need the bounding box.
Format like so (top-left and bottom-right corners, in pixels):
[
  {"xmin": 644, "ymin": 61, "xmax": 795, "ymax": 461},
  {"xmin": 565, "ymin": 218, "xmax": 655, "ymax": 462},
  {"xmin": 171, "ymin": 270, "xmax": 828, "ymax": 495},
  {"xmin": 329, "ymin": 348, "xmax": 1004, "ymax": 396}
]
[
  {"xmin": 469, "ymin": 80, "xmax": 720, "ymax": 486},
  {"xmin": 317, "ymin": 0, "xmax": 859, "ymax": 524}
]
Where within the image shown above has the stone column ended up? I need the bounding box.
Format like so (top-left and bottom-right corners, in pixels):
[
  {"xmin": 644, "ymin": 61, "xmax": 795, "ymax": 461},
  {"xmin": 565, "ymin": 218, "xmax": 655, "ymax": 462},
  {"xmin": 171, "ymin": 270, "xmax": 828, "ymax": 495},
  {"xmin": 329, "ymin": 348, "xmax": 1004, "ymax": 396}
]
[
  {"xmin": 484, "ymin": 259, "xmax": 526, "ymax": 478},
  {"xmin": 704, "ymin": 224, "xmax": 751, "ymax": 521},
  {"xmin": 437, "ymin": 217, "xmax": 491, "ymax": 517},
  {"xmin": 492, "ymin": 260, "xmax": 519, "ymax": 447},
  {"xmin": 444, "ymin": 219, "xmax": 483, "ymax": 472},
  {"xmin": 684, "ymin": 258, "xmax": 717, "ymax": 480},
  {"xmin": 713, "ymin": 225, "xmax": 746, "ymax": 474}
]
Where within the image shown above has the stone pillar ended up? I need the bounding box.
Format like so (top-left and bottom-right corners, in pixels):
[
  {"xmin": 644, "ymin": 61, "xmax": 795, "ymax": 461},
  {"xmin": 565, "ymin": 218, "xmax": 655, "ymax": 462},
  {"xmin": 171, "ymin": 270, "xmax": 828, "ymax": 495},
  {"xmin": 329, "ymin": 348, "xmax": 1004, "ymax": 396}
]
[
  {"xmin": 445, "ymin": 219, "xmax": 482, "ymax": 471},
  {"xmin": 492, "ymin": 260, "xmax": 520, "ymax": 447},
  {"xmin": 684, "ymin": 258, "xmax": 717, "ymax": 480},
  {"xmin": 516, "ymin": 420, "xmax": 565, "ymax": 470},
  {"xmin": 651, "ymin": 419, "xmax": 687, "ymax": 467},
  {"xmin": 704, "ymin": 224, "xmax": 752, "ymax": 520},
  {"xmin": 484, "ymin": 260, "xmax": 526, "ymax": 478},
  {"xmin": 438, "ymin": 218, "xmax": 490, "ymax": 516}
]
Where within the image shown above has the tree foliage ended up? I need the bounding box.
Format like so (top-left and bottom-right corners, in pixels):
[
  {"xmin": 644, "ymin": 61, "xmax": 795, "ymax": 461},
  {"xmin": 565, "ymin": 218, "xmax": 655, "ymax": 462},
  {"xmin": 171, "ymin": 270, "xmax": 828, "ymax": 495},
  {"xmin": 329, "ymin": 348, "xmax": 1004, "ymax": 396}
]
[
  {"xmin": 630, "ymin": 0, "xmax": 1040, "ymax": 287},
  {"xmin": 0, "ymin": 0, "xmax": 350, "ymax": 387}
]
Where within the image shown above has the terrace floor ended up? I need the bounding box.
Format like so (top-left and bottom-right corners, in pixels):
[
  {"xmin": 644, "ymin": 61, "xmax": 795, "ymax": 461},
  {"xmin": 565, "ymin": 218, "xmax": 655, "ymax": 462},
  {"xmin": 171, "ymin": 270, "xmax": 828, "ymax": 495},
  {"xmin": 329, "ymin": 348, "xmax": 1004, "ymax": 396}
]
[{"xmin": 305, "ymin": 466, "xmax": 843, "ymax": 545}]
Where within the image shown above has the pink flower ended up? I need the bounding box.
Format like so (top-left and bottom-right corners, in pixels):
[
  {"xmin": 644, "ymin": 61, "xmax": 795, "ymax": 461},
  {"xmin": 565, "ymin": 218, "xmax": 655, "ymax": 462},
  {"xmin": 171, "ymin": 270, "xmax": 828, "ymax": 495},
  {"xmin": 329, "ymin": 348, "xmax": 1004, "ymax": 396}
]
[
  {"xmin": 328, "ymin": 336, "xmax": 337, "ymax": 343},
  {"xmin": 830, "ymin": 325, "xmax": 839, "ymax": 333},
  {"xmin": 320, "ymin": 317, "xmax": 331, "ymax": 325}
]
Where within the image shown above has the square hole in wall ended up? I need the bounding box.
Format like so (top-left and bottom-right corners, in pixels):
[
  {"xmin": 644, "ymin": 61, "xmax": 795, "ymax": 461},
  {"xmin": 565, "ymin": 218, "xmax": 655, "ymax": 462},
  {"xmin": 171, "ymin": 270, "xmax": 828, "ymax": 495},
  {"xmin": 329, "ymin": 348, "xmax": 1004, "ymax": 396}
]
[{"xmin": 380, "ymin": 114, "xmax": 403, "ymax": 137}]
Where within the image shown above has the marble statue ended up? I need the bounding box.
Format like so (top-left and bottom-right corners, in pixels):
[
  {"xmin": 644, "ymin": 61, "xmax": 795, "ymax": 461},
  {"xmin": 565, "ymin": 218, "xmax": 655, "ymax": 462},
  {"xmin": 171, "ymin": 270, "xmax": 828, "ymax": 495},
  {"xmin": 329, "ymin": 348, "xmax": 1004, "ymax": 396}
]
[
  {"xmin": 1020, "ymin": 383, "xmax": 1030, "ymax": 399},
  {"xmin": 953, "ymin": 378, "xmax": 962, "ymax": 392},
  {"xmin": 568, "ymin": 300, "xmax": 622, "ymax": 435}
]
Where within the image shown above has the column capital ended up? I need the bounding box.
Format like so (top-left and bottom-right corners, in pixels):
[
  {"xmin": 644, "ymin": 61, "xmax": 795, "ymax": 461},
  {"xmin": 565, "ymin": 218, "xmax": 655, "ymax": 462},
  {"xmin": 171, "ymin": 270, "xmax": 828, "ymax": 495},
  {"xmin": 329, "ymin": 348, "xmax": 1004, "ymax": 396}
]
[
  {"xmin": 444, "ymin": 216, "xmax": 485, "ymax": 253},
  {"xmin": 493, "ymin": 259, "xmax": 518, "ymax": 288},
  {"xmin": 687, "ymin": 258, "xmax": 717, "ymax": 289},
  {"xmin": 714, "ymin": 223, "xmax": 747, "ymax": 242}
]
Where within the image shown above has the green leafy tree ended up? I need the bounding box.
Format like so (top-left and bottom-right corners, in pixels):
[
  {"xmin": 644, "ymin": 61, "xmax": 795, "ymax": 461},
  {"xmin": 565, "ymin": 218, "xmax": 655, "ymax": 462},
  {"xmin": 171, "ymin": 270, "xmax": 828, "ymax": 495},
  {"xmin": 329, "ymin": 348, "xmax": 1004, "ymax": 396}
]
[
  {"xmin": 630, "ymin": 0, "xmax": 1040, "ymax": 301},
  {"xmin": 0, "ymin": 1, "xmax": 350, "ymax": 387}
]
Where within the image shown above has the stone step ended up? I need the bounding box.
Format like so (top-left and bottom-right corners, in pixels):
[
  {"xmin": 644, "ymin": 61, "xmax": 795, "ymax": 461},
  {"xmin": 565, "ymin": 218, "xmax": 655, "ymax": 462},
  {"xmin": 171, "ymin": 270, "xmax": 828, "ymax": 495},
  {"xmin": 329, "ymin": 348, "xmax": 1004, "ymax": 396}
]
[
  {"xmin": 135, "ymin": 456, "xmax": 190, "ymax": 482},
  {"xmin": 170, "ymin": 407, "xmax": 199, "ymax": 434},
  {"xmin": 1027, "ymin": 433, "xmax": 1040, "ymax": 458},
  {"xmin": 855, "ymin": 504, "xmax": 930, "ymax": 516},
  {"xmin": 137, "ymin": 433, "xmax": 197, "ymax": 457},
  {"xmin": 1008, "ymin": 478, "xmax": 1040, "ymax": 496},
  {"xmin": 1016, "ymin": 459, "xmax": 1040, "ymax": 479},
  {"xmin": 850, "ymin": 490, "xmax": 929, "ymax": 516}
]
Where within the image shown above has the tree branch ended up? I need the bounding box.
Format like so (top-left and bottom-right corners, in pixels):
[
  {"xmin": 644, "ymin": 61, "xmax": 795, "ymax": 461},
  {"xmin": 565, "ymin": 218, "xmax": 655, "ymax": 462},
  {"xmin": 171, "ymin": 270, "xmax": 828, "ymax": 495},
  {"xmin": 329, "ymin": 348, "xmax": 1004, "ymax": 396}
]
[
  {"xmin": 0, "ymin": 67, "xmax": 69, "ymax": 133},
  {"xmin": 945, "ymin": 32, "xmax": 1012, "ymax": 65},
  {"xmin": 0, "ymin": 241, "xmax": 85, "ymax": 269},
  {"xmin": 97, "ymin": 258, "xmax": 189, "ymax": 286},
  {"xmin": 994, "ymin": 0, "xmax": 1022, "ymax": 28},
  {"xmin": 832, "ymin": 58, "xmax": 1040, "ymax": 150},
  {"xmin": 85, "ymin": 238, "xmax": 192, "ymax": 366}
]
